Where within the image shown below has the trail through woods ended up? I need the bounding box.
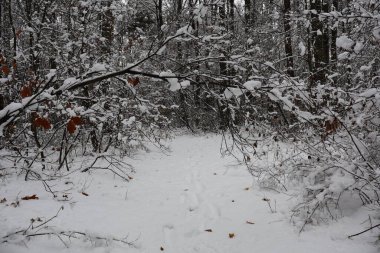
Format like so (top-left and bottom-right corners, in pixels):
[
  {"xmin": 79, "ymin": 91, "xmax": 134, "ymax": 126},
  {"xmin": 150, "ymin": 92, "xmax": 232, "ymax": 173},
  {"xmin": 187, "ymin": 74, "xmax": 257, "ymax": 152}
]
[{"xmin": 0, "ymin": 135, "xmax": 378, "ymax": 253}]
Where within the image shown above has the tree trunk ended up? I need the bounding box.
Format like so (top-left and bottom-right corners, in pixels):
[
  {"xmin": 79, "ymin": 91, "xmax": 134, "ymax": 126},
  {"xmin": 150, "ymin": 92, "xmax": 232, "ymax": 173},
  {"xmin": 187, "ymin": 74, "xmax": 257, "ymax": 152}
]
[
  {"xmin": 101, "ymin": 0, "xmax": 114, "ymax": 54},
  {"xmin": 283, "ymin": 0, "xmax": 295, "ymax": 77},
  {"xmin": 176, "ymin": 0, "xmax": 183, "ymax": 60},
  {"xmin": 330, "ymin": 0, "xmax": 338, "ymax": 70},
  {"xmin": 219, "ymin": 1, "xmax": 229, "ymax": 130},
  {"xmin": 244, "ymin": 0, "xmax": 256, "ymax": 31},
  {"xmin": 156, "ymin": 0, "xmax": 163, "ymax": 38},
  {"xmin": 1, "ymin": 0, "xmax": 12, "ymax": 60},
  {"xmin": 0, "ymin": 2, "xmax": 4, "ymax": 109},
  {"xmin": 244, "ymin": 0, "xmax": 251, "ymax": 32},
  {"xmin": 229, "ymin": 0, "xmax": 234, "ymax": 32},
  {"xmin": 310, "ymin": 0, "xmax": 329, "ymax": 85}
]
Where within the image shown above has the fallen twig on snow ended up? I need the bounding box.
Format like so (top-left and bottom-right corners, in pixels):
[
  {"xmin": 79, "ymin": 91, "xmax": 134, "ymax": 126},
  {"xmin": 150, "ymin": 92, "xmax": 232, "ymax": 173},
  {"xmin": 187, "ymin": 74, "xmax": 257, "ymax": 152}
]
[
  {"xmin": 348, "ymin": 223, "xmax": 380, "ymax": 239},
  {"xmin": 1, "ymin": 206, "xmax": 138, "ymax": 248}
]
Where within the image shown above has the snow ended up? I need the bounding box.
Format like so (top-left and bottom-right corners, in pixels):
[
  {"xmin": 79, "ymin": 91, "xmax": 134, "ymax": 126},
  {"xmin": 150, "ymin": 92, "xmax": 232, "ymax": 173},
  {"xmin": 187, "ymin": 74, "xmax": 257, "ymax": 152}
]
[
  {"xmin": 122, "ymin": 116, "xmax": 136, "ymax": 126},
  {"xmin": 243, "ymin": 80, "xmax": 262, "ymax": 91},
  {"xmin": 0, "ymin": 102, "xmax": 24, "ymax": 136},
  {"xmin": 45, "ymin": 69, "xmax": 56, "ymax": 80},
  {"xmin": 60, "ymin": 77, "xmax": 79, "ymax": 90},
  {"xmin": 298, "ymin": 42, "xmax": 306, "ymax": 56},
  {"xmin": 0, "ymin": 135, "xmax": 377, "ymax": 253},
  {"xmin": 224, "ymin": 88, "xmax": 243, "ymax": 99},
  {"xmin": 354, "ymin": 42, "xmax": 364, "ymax": 54},
  {"xmin": 180, "ymin": 80, "xmax": 191, "ymax": 89},
  {"xmin": 373, "ymin": 26, "xmax": 380, "ymax": 40},
  {"xmin": 159, "ymin": 72, "xmax": 190, "ymax": 91},
  {"xmin": 160, "ymin": 71, "xmax": 180, "ymax": 91},
  {"xmin": 157, "ymin": 45, "xmax": 166, "ymax": 56},
  {"xmin": 338, "ymin": 52, "xmax": 350, "ymax": 61},
  {"xmin": 359, "ymin": 88, "xmax": 378, "ymax": 98},
  {"xmin": 0, "ymin": 78, "xmax": 9, "ymax": 84},
  {"xmin": 175, "ymin": 26, "xmax": 193, "ymax": 36},
  {"xmin": 336, "ymin": 36, "xmax": 355, "ymax": 51},
  {"xmin": 89, "ymin": 63, "xmax": 107, "ymax": 73}
]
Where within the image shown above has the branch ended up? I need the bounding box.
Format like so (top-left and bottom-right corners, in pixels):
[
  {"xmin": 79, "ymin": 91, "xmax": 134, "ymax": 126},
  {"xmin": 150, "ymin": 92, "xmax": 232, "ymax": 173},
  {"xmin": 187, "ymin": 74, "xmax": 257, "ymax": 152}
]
[{"xmin": 348, "ymin": 223, "xmax": 380, "ymax": 239}]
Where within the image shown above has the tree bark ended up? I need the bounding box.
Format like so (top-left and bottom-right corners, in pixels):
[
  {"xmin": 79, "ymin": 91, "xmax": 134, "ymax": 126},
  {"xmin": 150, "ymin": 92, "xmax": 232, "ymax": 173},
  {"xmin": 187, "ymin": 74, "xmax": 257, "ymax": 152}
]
[
  {"xmin": 101, "ymin": 0, "xmax": 114, "ymax": 54},
  {"xmin": 310, "ymin": 0, "xmax": 329, "ymax": 85},
  {"xmin": 1, "ymin": 0, "xmax": 12, "ymax": 60},
  {"xmin": 330, "ymin": 0, "xmax": 338, "ymax": 69},
  {"xmin": 283, "ymin": 0, "xmax": 295, "ymax": 77},
  {"xmin": 244, "ymin": 0, "xmax": 251, "ymax": 31},
  {"xmin": 229, "ymin": 0, "xmax": 234, "ymax": 32},
  {"xmin": 156, "ymin": 0, "xmax": 163, "ymax": 38},
  {"xmin": 244, "ymin": 0, "xmax": 256, "ymax": 31}
]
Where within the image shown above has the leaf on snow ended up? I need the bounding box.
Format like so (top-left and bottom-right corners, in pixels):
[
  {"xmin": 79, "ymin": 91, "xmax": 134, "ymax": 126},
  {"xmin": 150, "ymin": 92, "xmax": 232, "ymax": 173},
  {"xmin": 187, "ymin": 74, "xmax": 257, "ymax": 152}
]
[
  {"xmin": 21, "ymin": 194, "xmax": 39, "ymax": 200},
  {"xmin": 127, "ymin": 77, "xmax": 140, "ymax": 87}
]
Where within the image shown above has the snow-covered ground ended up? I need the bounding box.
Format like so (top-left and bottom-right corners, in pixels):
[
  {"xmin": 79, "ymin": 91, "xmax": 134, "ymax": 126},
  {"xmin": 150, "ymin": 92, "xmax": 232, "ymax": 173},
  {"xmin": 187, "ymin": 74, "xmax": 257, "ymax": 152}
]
[{"xmin": 0, "ymin": 134, "xmax": 378, "ymax": 253}]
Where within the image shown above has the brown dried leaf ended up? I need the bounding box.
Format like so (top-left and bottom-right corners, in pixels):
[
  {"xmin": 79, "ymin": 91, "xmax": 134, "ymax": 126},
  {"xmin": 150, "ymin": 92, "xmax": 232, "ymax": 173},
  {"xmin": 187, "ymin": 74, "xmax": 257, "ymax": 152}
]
[
  {"xmin": 33, "ymin": 117, "xmax": 51, "ymax": 130},
  {"xmin": 127, "ymin": 77, "xmax": 140, "ymax": 87},
  {"xmin": 21, "ymin": 194, "xmax": 39, "ymax": 200},
  {"xmin": 71, "ymin": 116, "xmax": 82, "ymax": 125},
  {"xmin": 81, "ymin": 192, "xmax": 89, "ymax": 196},
  {"xmin": 20, "ymin": 85, "xmax": 32, "ymax": 98},
  {"xmin": 246, "ymin": 221, "xmax": 255, "ymax": 225},
  {"xmin": 16, "ymin": 29, "xmax": 22, "ymax": 38},
  {"xmin": 324, "ymin": 117, "xmax": 340, "ymax": 135},
  {"xmin": 67, "ymin": 120, "xmax": 77, "ymax": 134},
  {"xmin": 204, "ymin": 229, "xmax": 213, "ymax": 232},
  {"xmin": 1, "ymin": 65, "xmax": 10, "ymax": 75},
  {"xmin": 229, "ymin": 233, "xmax": 235, "ymax": 238}
]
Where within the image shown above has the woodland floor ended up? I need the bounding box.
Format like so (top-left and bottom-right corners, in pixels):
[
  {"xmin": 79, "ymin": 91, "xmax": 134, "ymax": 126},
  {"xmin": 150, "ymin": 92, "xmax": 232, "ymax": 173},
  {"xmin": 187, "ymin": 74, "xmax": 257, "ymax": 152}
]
[{"xmin": 0, "ymin": 134, "xmax": 378, "ymax": 253}]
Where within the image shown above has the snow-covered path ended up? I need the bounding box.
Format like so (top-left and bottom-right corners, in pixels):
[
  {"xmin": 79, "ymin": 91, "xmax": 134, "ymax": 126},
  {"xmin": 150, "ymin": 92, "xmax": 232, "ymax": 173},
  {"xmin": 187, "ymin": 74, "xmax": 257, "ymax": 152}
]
[{"xmin": 0, "ymin": 134, "xmax": 378, "ymax": 253}]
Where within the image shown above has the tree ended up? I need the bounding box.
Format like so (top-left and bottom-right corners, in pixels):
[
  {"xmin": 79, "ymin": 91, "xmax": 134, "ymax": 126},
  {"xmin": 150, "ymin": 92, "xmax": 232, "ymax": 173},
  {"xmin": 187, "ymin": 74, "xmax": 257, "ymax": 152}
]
[
  {"xmin": 283, "ymin": 0, "xmax": 295, "ymax": 77},
  {"xmin": 310, "ymin": 0, "xmax": 330, "ymax": 85}
]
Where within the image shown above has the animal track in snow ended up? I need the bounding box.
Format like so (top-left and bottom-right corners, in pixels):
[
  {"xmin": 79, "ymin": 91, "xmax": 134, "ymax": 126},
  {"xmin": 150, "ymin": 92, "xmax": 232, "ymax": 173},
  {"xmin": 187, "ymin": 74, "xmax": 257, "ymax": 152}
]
[{"xmin": 163, "ymin": 224, "xmax": 179, "ymax": 252}]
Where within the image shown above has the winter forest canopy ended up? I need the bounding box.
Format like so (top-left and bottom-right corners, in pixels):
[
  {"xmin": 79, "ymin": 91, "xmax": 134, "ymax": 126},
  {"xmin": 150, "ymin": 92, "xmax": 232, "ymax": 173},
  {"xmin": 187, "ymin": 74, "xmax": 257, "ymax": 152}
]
[{"xmin": 0, "ymin": 0, "xmax": 380, "ymax": 251}]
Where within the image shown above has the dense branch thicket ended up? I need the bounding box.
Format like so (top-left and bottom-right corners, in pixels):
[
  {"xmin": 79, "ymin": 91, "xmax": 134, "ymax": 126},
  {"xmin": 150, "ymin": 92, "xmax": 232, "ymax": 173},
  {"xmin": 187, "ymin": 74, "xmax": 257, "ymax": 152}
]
[{"xmin": 0, "ymin": 0, "xmax": 379, "ymax": 234}]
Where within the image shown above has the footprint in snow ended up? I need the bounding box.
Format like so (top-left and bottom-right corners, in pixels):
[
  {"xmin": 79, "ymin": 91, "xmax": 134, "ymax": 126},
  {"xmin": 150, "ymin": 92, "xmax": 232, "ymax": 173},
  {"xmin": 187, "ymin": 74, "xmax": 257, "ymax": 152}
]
[
  {"xmin": 186, "ymin": 191, "xmax": 200, "ymax": 211},
  {"xmin": 163, "ymin": 224, "xmax": 179, "ymax": 252}
]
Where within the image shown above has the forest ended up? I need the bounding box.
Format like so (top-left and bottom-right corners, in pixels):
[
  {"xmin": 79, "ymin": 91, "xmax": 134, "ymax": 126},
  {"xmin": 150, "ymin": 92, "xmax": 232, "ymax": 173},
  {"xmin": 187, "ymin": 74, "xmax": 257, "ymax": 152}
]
[{"xmin": 0, "ymin": 0, "xmax": 379, "ymax": 252}]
